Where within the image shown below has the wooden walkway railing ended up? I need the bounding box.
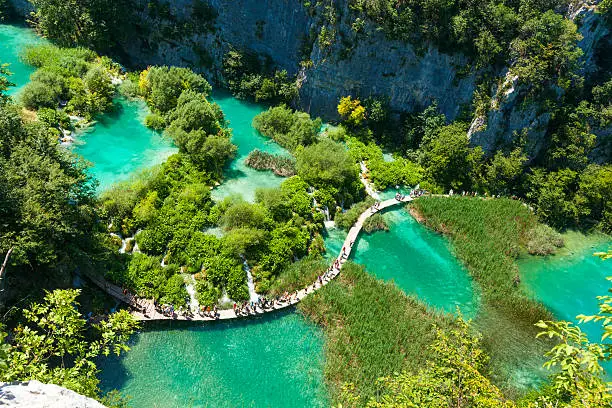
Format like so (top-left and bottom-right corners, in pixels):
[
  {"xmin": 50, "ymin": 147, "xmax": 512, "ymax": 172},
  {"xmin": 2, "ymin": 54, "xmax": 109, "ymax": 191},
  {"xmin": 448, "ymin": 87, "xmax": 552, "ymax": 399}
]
[{"xmin": 83, "ymin": 196, "xmax": 413, "ymax": 322}]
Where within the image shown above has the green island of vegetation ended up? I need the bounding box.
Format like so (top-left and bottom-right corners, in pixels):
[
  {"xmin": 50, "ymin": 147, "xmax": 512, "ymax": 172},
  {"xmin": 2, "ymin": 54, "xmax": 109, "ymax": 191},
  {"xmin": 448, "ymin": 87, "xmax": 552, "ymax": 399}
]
[{"xmin": 0, "ymin": 0, "xmax": 611, "ymax": 407}]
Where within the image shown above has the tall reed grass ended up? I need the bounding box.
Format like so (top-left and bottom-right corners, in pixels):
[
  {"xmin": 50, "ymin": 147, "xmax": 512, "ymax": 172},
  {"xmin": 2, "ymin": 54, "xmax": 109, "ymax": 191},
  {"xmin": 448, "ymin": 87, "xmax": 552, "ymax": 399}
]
[{"xmin": 299, "ymin": 262, "xmax": 453, "ymax": 405}]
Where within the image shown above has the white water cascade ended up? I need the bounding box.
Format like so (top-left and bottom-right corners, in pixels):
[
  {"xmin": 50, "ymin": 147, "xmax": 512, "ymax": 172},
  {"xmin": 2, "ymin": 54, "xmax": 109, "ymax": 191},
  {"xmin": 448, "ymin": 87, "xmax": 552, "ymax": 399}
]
[
  {"xmin": 183, "ymin": 275, "xmax": 199, "ymax": 313},
  {"xmin": 242, "ymin": 258, "xmax": 259, "ymax": 302}
]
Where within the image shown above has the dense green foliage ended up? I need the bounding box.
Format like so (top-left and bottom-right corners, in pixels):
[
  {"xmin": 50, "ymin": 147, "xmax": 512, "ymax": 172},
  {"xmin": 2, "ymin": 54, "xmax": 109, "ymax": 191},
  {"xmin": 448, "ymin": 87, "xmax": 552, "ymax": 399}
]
[
  {"xmin": 252, "ymin": 104, "xmax": 321, "ymax": 151},
  {"xmin": 20, "ymin": 44, "xmax": 117, "ymax": 119},
  {"xmin": 223, "ymin": 49, "xmax": 298, "ymax": 103},
  {"xmin": 346, "ymin": 136, "xmax": 423, "ymax": 189},
  {"xmin": 102, "ymin": 169, "xmax": 326, "ymax": 304},
  {"xmin": 0, "ymin": 289, "xmax": 137, "ymax": 400},
  {"xmin": 296, "ymin": 138, "xmax": 365, "ymax": 207},
  {"xmin": 27, "ymin": 0, "xmax": 131, "ymax": 51},
  {"xmin": 0, "ymin": 86, "xmax": 114, "ymax": 303},
  {"xmin": 299, "ymin": 262, "xmax": 454, "ymax": 405},
  {"xmin": 244, "ymin": 149, "xmax": 297, "ymax": 176},
  {"xmin": 138, "ymin": 66, "xmax": 236, "ymax": 177},
  {"xmin": 334, "ymin": 197, "xmax": 375, "ymax": 231}
]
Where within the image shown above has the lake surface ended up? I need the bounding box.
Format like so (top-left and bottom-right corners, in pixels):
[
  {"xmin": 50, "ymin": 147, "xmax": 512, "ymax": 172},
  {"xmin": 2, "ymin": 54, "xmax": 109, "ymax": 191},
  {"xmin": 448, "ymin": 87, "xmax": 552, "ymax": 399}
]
[
  {"xmin": 211, "ymin": 91, "xmax": 288, "ymax": 202},
  {"xmin": 520, "ymin": 233, "xmax": 612, "ymax": 343},
  {"xmin": 73, "ymin": 99, "xmax": 178, "ymax": 191},
  {"xmin": 98, "ymin": 311, "xmax": 327, "ymax": 408},
  {"xmin": 0, "ymin": 24, "xmax": 44, "ymax": 96},
  {"xmin": 72, "ymin": 99, "xmax": 177, "ymax": 192},
  {"xmin": 324, "ymin": 208, "xmax": 479, "ymax": 317}
]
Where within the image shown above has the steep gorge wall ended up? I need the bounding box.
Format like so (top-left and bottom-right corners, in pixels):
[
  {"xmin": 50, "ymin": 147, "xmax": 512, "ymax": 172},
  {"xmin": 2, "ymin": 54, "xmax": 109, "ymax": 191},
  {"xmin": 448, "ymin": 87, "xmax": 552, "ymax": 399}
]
[
  {"xmin": 468, "ymin": 1, "xmax": 610, "ymax": 158},
  {"xmin": 113, "ymin": 0, "xmax": 476, "ymax": 121}
]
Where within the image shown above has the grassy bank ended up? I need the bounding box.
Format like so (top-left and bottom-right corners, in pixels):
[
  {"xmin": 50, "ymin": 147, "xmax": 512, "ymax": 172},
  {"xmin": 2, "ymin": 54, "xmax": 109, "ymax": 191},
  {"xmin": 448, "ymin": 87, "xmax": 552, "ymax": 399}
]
[
  {"xmin": 411, "ymin": 196, "xmax": 554, "ymax": 392},
  {"xmin": 299, "ymin": 262, "xmax": 454, "ymax": 406}
]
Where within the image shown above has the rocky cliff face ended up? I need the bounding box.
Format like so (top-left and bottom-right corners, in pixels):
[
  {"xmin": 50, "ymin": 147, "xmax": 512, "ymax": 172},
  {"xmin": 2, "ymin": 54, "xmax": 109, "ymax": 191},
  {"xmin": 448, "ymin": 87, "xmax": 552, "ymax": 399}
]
[
  {"xmin": 468, "ymin": 1, "xmax": 609, "ymax": 158},
  {"xmin": 0, "ymin": 381, "xmax": 106, "ymax": 407},
  {"xmin": 114, "ymin": 0, "xmax": 476, "ymax": 121},
  {"xmin": 10, "ymin": 0, "xmax": 609, "ymax": 153}
]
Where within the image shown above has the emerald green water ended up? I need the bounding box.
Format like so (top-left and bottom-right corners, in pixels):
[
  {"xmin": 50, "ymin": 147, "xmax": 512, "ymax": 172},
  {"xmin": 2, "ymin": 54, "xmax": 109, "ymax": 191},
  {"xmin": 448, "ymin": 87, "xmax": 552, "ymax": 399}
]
[
  {"xmin": 0, "ymin": 24, "xmax": 45, "ymax": 96},
  {"xmin": 98, "ymin": 311, "xmax": 327, "ymax": 407},
  {"xmin": 72, "ymin": 99, "xmax": 177, "ymax": 192},
  {"xmin": 325, "ymin": 209, "xmax": 479, "ymax": 317},
  {"xmin": 212, "ymin": 91, "xmax": 288, "ymax": 202},
  {"xmin": 520, "ymin": 235, "xmax": 612, "ymax": 344}
]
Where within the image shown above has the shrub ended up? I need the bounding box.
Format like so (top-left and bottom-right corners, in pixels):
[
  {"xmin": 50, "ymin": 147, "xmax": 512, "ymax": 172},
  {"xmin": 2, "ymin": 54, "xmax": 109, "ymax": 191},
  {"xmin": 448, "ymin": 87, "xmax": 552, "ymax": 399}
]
[{"xmin": 144, "ymin": 113, "xmax": 166, "ymax": 130}]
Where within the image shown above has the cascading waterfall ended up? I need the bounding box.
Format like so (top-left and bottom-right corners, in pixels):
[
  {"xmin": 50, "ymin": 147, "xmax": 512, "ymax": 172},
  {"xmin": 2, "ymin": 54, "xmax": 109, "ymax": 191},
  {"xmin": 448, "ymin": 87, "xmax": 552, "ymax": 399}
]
[
  {"xmin": 183, "ymin": 275, "xmax": 199, "ymax": 312},
  {"xmin": 323, "ymin": 205, "xmax": 330, "ymax": 221},
  {"xmin": 110, "ymin": 233, "xmax": 128, "ymax": 253},
  {"xmin": 242, "ymin": 258, "xmax": 259, "ymax": 302}
]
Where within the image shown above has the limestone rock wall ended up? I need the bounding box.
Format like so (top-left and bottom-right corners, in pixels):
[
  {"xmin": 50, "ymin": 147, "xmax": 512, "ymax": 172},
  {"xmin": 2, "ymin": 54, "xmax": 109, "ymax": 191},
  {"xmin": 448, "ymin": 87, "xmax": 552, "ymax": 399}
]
[
  {"xmin": 116, "ymin": 0, "xmax": 475, "ymax": 121},
  {"xmin": 468, "ymin": 1, "xmax": 609, "ymax": 158},
  {"xmin": 0, "ymin": 381, "xmax": 106, "ymax": 408}
]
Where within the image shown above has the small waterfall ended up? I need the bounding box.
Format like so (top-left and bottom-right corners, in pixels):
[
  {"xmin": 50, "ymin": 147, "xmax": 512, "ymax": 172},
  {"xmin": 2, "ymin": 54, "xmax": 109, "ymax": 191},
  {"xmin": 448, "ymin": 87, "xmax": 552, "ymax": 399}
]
[
  {"xmin": 242, "ymin": 258, "xmax": 259, "ymax": 302},
  {"xmin": 184, "ymin": 275, "xmax": 199, "ymax": 313},
  {"xmin": 110, "ymin": 233, "xmax": 128, "ymax": 254},
  {"xmin": 323, "ymin": 205, "xmax": 330, "ymax": 221}
]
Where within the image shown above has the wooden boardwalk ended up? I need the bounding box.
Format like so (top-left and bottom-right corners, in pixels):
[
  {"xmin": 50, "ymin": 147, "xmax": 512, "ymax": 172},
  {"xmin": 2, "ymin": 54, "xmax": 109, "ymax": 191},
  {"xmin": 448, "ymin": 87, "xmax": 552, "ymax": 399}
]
[{"xmin": 84, "ymin": 196, "xmax": 413, "ymax": 322}]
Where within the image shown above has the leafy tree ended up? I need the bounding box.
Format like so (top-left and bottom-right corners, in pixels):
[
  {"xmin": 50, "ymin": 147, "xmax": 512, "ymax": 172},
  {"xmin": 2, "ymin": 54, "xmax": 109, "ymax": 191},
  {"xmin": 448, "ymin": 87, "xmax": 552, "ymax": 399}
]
[
  {"xmin": 160, "ymin": 274, "xmax": 188, "ymax": 307},
  {"xmin": 0, "ymin": 63, "xmax": 14, "ymax": 105},
  {"xmin": 140, "ymin": 66, "xmax": 212, "ymax": 114},
  {"xmin": 483, "ymin": 148, "xmax": 527, "ymax": 195},
  {"xmin": 0, "ymin": 289, "xmax": 138, "ymax": 398},
  {"xmin": 28, "ymin": 0, "xmax": 132, "ymax": 51},
  {"xmin": 296, "ymin": 139, "xmax": 364, "ymax": 205},
  {"xmin": 338, "ymin": 96, "xmax": 366, "ymax": 127},
  {"xmin": 253, "ymin": 104, "xmax": 321, "ymax": 151},
  {"xmin": 421, "ymin": 122, "xmax": 483, "ymax": 191},
  {"xmin": 526, "ymin": 168, "xmax": 583, "ymax": 229}
]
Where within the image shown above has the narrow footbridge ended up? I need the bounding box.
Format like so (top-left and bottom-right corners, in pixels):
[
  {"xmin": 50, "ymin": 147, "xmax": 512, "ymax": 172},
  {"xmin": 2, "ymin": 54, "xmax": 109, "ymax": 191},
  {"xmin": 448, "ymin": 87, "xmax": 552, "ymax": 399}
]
[{"xmin": 84, "ymin": 196, "xmax": 413, "ymax": 322}]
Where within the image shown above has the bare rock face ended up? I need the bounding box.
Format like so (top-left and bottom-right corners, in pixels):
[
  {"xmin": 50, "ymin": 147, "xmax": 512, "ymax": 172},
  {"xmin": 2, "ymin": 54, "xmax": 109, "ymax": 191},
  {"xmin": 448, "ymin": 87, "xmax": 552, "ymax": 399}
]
[{"xmin": 0, "ymin": 381, "xmax": 106, "ymax": 408}]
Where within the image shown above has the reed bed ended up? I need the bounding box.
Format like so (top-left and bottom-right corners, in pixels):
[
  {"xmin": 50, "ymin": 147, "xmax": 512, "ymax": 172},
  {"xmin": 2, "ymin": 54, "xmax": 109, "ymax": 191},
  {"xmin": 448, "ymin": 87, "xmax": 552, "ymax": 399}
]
[
  {"xmin": 411, "ymin": 196, "xmax": 554, "ymax": 393},
  {"xmin": 299, "ymin": 262, "xmax": 453, "ymax": 405}
]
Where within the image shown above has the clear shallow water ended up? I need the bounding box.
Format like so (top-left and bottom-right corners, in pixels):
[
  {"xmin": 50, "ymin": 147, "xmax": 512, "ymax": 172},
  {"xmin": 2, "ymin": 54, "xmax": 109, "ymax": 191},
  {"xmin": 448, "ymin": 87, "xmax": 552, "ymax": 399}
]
[
  {"xmin": 72, "ymin": 99, "xmax": 177, "ymax": 192},
  {"xmin": 212, "ymin": 91, "xmax": 288, "ymax": 202},
  {"xmin": 98, "ymin": 311, "xmax": 327, "ymax": 408},
  {"xmin": 325, "ymin": 209, "xmax": 479, "ymax": 317},
  {"xmin": 520, "ymin": 235, "xmax": 612, "ymax": 343},
  {"xmin": 0, "ymin": 24, "xmax": 45, "ymax": 96}
]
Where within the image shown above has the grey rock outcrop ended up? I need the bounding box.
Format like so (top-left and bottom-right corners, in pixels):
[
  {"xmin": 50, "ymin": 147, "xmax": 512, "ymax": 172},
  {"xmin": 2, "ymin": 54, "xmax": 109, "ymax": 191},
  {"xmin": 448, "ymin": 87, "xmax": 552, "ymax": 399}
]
[
  {"xmin": 468, "ymin": 1, "xmax": 609, "ymax": 158},
  {"xmin": 0, "ymin": 381, "xmax": 106, "ymax": 408},
  {"xmin": 118, "ymin": 0, "xmax": 475, "ymax": 121}
]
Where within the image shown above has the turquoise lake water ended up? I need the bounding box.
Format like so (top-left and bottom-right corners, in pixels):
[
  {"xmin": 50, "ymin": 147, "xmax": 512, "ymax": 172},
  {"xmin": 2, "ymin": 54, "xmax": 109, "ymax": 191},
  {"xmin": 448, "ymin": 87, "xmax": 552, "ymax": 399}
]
[
  {"xmin": 5, "ymin": 22, "xmax": 612, "ymax": 405},
  {"xmin": 520, "ymin": 238, "xmax": 612, "ymax": 344},
  {"xmin": 324, "ymin": 208, "xmax": 479, "ymax": 317},
  {"xmin": 211, "ymin": 91, "xmax": 287, "ymax": 202},
  {"xmin": 71, "ymin": 99, "xmax": 177, "ymax": 192},
  {"xmin": 0, "ymin": 24, "xmax": 44, "ymax": 96},
  {"xmin": 98, "ymin": 311, "xmax": 327, "ymax": 408}
]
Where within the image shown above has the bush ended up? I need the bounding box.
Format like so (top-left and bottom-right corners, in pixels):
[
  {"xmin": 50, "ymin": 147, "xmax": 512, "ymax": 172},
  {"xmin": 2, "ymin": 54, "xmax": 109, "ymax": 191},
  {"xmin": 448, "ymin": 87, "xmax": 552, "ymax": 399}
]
[
  {"xmin": 160, "ymin": 274, "xmax": 188, "ymax": 307},
  {"xmin": 525, "ymin": 224, "xmax": 564, "ymax": 255},
  {"xmin": 252, "ymin": 105, "xmax": 321, "ymax": 151},
  {"xmin": 144, "ymin": 113, "xmax": 166, "ymax": 130},
  {"xmin": 362, "ymin": 213, "xmax": 389, "ymax": 234},
  {"xmin": 334, "ymin": 197, "xmax": 375, "ymax": 231},
  {"xmin": 20, "ymin": 81, "xmax": 59, "ymax": 109}
]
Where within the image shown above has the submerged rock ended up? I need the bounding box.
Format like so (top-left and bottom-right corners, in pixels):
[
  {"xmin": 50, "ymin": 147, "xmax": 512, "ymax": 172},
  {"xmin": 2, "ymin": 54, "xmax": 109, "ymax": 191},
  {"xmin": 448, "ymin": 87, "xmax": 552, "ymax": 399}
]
[{"xmin": 0, "ymin": 381, "xmax": 106, "ymax": 408}]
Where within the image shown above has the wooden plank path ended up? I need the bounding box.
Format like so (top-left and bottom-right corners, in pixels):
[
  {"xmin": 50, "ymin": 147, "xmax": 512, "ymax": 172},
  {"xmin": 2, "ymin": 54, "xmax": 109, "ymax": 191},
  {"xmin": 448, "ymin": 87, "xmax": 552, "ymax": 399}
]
[{"xmin": 83, "ymin": 196, "xmax": 413, "ymax": 322}]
